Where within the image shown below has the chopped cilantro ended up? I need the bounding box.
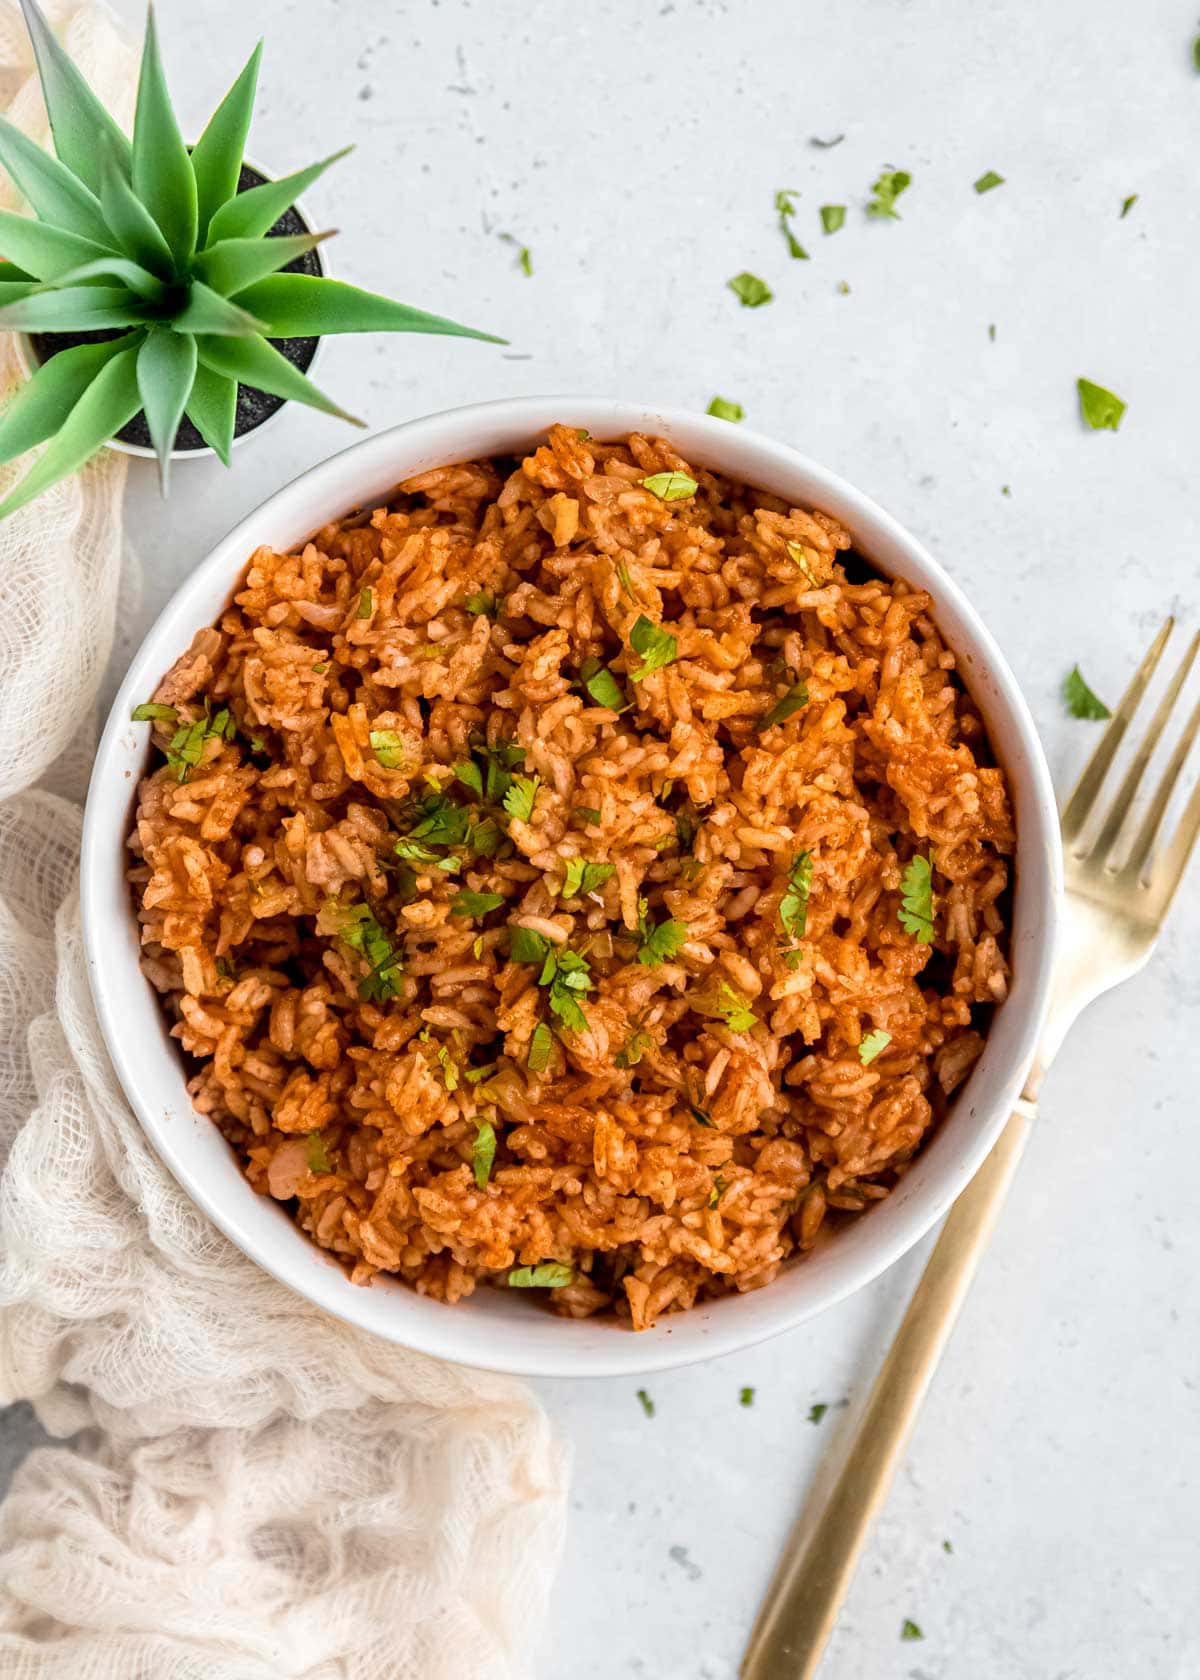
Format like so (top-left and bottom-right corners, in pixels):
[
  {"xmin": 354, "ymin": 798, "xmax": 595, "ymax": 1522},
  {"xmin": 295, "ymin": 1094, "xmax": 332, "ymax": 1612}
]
[
  {"xmin": 739, "ymin": 1386, "xmax": 755, "ymax": 1407},
  {"xmin": 1120, "ymin": 193, "xmax": 1138, "ymax": 219},
  {"xmin": 393, "ymin": 836, "xmax": 447, "ymax": 868},
  {"xmin": 866, "ymin": 168, "xmax": 912, "ymax": 219},
  {"xmin": 499, "ymin": 232, "xmax": 533, "ymax": 275},
  {"xmin": 575, "ymin": 805, "xmax": 601, "ymax": 826},
  {"xmin": 898, "ymin": 854, "xmax": 936, "ymax": 944},
  {"xmin": 324, "ymin": 901, "xmax": 403, "ymax": 1001},
  {"xmin": 696, "ymin": 981, "xmax": 758, "ymax": 1033},
  {"xmin": 306, "ymin": 1132, "xmax": 332, "ymax": 1174},
  {"xmin": 435, "ymin": 1042, "xmax": 459, "ymax": 1092},
  {"xmin": 774, "ymin": 188, "xmax": 809, "ymax": 259},
  {"xmin": 356, "ymin": 586, "xmax": 374, "ymax": 619},
  {"xmin": 450, "ymin": 890, "xmax": 505, "ymax": 918},
  {"xmin": 628, "ymin": 615, "xmax": 678, "ymax": 681},
  {"xmin": 706, "ymin": 396, "xmax": 744, "ymax": 422},
  {"xmin": 131, "ymin": 701, "xmax": 177, "ymax": 723},
  {"xmin": 510, "ymin": 925, "xmax": 552, "ymax": 965},
  {"xmin": 707, "ymin": 1175, "xmax": 726, "ymax": 1207},
  {"xmin": 369, "ymin": 729, "xmax": 405, "ymax": 769},
  {"xmin": 615, "ymin": 1024, "xmax": 653, "ymax": 1069},
  {"xmin": 1077, "ymin": 377, "xmax": 1126, "ymax": 431},
  {"xmin": 215, "ymin": 955, "xmax": 236, "ymax": 983},
  {"xmin": 757, "ymin": 678, "xmax": 809, "ymax": 731},
  {"xmin": 540, "ymin": 946, "xmax": 593, "ymax": 1034},
  {"xmin": 819, "ymin": 204, "xmax": 846, "ymax": 234},
  {"xmin": 527, "ymin": 1021, "xmax": 554, "ymax": 1072},
  {"xmin": 615, "ymin": 560, "xmax": 640, "ymax": 603},
  {"xmin": 640, "ymin": 470, "xmax": 698, "ymax": 502},
  {"xmin": 560, "ymin": 858, "xmax": 615, "ymax": 899},
  {"xmin": 406, "ymin": 790, "xmax": 472, "ymax": 848},
  {"xmin": 472, "ymin": 1121, "xmax": 496, "ymax": 1189},
  {"xmin": 481, "ymin": 738, "xmax": 526, "ymax": 805},
  {"xmin": 463, "ymin": 590, "xmax": 499, "ymax": 617},
  {"xmin": 453, "ymin": 759, "xmax": 485, "ymax": 799},
  {"xmin": 579, "ymin": 657, "xmax": 629, "ymax": 713},
  {"xmin": 808, "ymin": 1402, "xmax": 828, "ymax": 1424},
  {"xmin": 780, "ymin": 851, "xmax": 813, "ymax": 942},
  {"xmin": 508, "ymin": 1262, "xmax": 574, "ymax": 1287},
  {"xmin": 1064, "ymin": 665, "xmax": 1112, "ymax": 720},
  {"xmin": 636, "ymin": 1388, "xmax": 655, "ymax": 1417},
  {"xmin": 164, "ymin": 718, "xmax": 209, "ymax": 781},
  {"xmin": 858, "ymin": 1028, "xmax": 892, "ymax": 1064},
  {"xmin": 901, "ymin": 1620, "xmax": 924, "ymax": 1643},
  {"xmin": 785, "ymin": 541, "xmax": 821, "ymax": 585},
  {"xmin": 636, "ymin": 898, "xmax": 688, "ymax": 967},
  {"xmin": 728, "ymin": 270, "xmax": 774, "ymax": 307},
  {"xmin": 464, "ymin": 1062, "xmax": 496, "ymax": 1084},
  {"xmin": 467, "ymin": 815, "xmax": 505, "ymax": 858},
  {"xmin": 502, "ymin": 773, "xmax": 540, "ymax": 824},
  {"xmin": 973, "ymin": 169, "xmax": 1004, "ymax": 193},
  {"xmin": 942, "ymin": 1538, "xmax": 954, "ymax": 1554},
  {"xmin": 312, "ymin": 662, "xmax": 329, "ymax": 675},
  {"xmin": 689, "ymin": 1104, "xmax": 713, "ymax": 1127}
]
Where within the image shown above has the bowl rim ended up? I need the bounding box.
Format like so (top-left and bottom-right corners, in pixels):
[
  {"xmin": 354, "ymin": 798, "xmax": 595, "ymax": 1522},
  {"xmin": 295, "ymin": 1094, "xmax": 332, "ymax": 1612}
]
[{"xmin": 80, "ymin": 395, "xmax": 1063, "ymax": 1378}]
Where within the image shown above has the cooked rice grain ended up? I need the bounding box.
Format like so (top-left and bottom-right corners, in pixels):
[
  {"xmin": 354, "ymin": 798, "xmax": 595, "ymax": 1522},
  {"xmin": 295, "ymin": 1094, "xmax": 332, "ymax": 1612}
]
[{"xmin": 129, "ymin": 426, "xmax": 1013, "ymax": 1330}]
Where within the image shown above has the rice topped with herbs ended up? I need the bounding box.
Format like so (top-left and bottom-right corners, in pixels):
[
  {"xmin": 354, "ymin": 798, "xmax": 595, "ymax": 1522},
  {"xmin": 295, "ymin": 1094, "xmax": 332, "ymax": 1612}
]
[{"xmin": 129, "ymin": 424, "xmax": 1013, "ymax": 1329}]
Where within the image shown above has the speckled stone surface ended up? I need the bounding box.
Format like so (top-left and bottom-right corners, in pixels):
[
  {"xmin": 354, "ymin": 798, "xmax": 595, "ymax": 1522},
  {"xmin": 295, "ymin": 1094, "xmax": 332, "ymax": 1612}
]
[{"xmin": 4, "ymin": 1, "xmax": 1198, "ymax": 1675}]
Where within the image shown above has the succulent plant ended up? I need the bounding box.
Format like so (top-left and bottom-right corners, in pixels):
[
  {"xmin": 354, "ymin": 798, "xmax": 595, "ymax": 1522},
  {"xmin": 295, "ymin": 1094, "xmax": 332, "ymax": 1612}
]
[{"xmin": 0, "ymin": 1, "xmax": 498, "ymax": 516}]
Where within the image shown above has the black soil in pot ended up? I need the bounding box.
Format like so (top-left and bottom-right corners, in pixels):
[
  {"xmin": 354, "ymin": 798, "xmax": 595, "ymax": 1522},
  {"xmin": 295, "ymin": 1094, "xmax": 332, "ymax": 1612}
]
[{"xmin": 29, "ymin": 164, "xmax": 323, "ymax": 454}]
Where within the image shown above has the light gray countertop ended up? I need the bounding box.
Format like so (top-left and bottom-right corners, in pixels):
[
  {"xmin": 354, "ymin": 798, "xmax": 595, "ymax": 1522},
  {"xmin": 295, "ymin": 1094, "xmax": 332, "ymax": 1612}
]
[{"xmin": 4, "ymin": 0, "xmax": 1198, "ymax": 1674}]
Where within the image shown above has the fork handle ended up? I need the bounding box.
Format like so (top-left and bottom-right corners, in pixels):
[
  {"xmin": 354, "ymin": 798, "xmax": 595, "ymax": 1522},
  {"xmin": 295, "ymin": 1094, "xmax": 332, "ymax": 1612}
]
[{"xmin": 740, "ymin": 1100, "xmax": 1037, "ymax": 1680}]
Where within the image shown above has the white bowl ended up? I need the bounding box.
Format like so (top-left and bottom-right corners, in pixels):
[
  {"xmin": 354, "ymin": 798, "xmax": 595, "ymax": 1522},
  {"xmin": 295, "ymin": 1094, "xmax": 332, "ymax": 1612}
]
[{"xmin": 81, "ymin": 397, "xmax": 1062, "ymax": 1378}]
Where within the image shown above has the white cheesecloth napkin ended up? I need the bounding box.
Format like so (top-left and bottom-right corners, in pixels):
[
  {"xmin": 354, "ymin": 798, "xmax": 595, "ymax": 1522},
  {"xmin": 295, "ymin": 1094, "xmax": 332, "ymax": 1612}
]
[{"xmin": 0, "ymin": 5, "xmax": 567, "ymax": 1675}]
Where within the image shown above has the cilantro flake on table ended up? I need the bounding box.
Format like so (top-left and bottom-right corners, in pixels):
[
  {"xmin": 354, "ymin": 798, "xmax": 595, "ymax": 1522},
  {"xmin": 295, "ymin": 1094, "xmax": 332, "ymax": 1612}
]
[
  {"xmin": 973, "ymin": 169, "xmax": 1004, "ymax": 193},
  {"xmin": 901, "ymin": 1619, "xmax": 924, "ymax": 1642},
  {"xmin": 808, "ymin": 1402, "xmax": 829, "ymax": 1424},
  {"xmin": 1120, "ymin": 193, "xmax": 1138, "ymax": 219},
  {"xmin": 636, "ymin": 1388, "xmax": 655, "ymax": 1417},
  {"xmin": 739, "ymin": 1386, "xmax": 755, "ymax": 1407},
  {"xmin": 706, "ymin": 395, "xmax": 744, "ymax": 422},
  {"xmin": 728, "ymin": 270, "xmax": 774, "ymax": 307},
  {"xmin": 1077, "ymin": 377, "xmax": 1126, "ymax": 431},
  {"xmin": 1064, "ymin": 665, "xmax": 1112, "ymax": 720},
  {"xmin": 820, "ymin": 204, "xmax": 846, "ymax": 234},
  {"xmin": 774, "ymin": 188, "xmax": 809, "ymax": 259},
  {"xmin": 866, "ymin": 168, "xmax": 912, "ymax": 218}
]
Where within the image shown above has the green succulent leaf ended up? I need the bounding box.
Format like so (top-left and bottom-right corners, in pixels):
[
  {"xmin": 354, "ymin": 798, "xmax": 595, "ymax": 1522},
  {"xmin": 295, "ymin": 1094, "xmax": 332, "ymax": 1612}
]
[
  {"xmin": 189, "ymin": 40, "xmax": 262, "ymax": 243},
  {"xmin": 194, "ymin": 231, "xmax": 330, "ymax": 299},
  {"xmin": 0, "ymin": 210, "xmax": 115, "ymax": 283},
  {"xmin": 17, "ymin": 0, "xmax": 133, "ymax": 190},
  {"xmin": 137, "ymin": 329, "xmax": 198, "ymax": 493},
  {"xmin": 170, "ymin": 281, "xmax": 266, "ymax": 337},
  {"xmin": 0, "ymin": 284, "xmax": 148, "ymax": 331},
  {"xmin": 0, "ymin": 342, "xmax": 141, "ymax": 520},
  {"xmin": 0, "ymin": 332, "xmax": 142, "ymax": 466},
  {"xmin": 195, "ymin": 332, "xmax": 363, "ymax": 425},
  {"xmin": 0, "ymin": 113, "xmax": 113, "ymax": 246},
  {"xmin": 234, "ymin": 271, "xmax": 503, "ymax": 341},
  {"xmin": 207, "ymin": 261, "xmax": 494, "ymax": 392},
  {"xmin": 205, "ymin": 146, "xmax": 353, "ymax": 244},
  {"xmin": 0, "ymin": 261, "xmax": 34, "ymax": 284},
  {"xmin": 99, "ymin": 141, "xmax": 174, "ymax": 275},
  {"xmin": 185, "ymin": 361, "xmax": 237, "ymax": 465},
  {"xmin": 37, "ymin": 254, "xmax": 167, "ymax": 299},
  {"xmin": 131, "ymin": 7, "xmax": 197, "ymax": 265}
]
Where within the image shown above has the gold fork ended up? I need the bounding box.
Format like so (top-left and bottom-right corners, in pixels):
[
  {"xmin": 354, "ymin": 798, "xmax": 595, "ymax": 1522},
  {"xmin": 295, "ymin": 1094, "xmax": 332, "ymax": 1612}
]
[{"xmin": 741, "ymin": 617, "xmax": 1200, "ymax": 1680}]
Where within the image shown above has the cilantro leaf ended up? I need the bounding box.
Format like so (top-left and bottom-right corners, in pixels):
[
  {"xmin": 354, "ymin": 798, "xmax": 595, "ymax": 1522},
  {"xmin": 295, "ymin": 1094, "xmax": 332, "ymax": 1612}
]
[
  {"xmin": 575, "ymin": 805, "xmax": 601, "ymax": 826},
  {"xmin": 689, "ymin": 1104, "xmax": 713, "ymax": 1127},
  {"xmin": 757, "ymin": 678, "xmax": 809, "ymax": 731},
  {"xmin": 739, "ymin": 1386, "xmax": 755, "ymax": 1407},
  {"xmin": 780, "ymin": 850, "xmax": 813, "ymax": 942},
  {"xmin": 706, "ymin": 396, "xmax": 744, "ymax": 422},
  {"xmin": 786, "ymin": 541, "xmax": 821, "ymax": 585},
  {"xmin": 808, "ymin": 1402, "xmax": 828, "ymax": 1424},
  {"xmin": 408, "ymin": 790, "xmax": 472, "ymax": 848},
  {"xmin": 453, "ymin": 759, "xmax": 485, "ymax": 798},
  {"xmin": 900, "ymin": 1620, "xmax": 924, "ymax": 1643},
  {"xmin": 866, "ymin": 168, "xmax": 912, "ymax": 219},
  {"xmin": 131, "ymin": 701, "xmax": 177, "ymax": 723},
  {"xmin": 774, "ymin": 188, "xmax": 809, "ymax": 259},
  {"xmin": 707, "ymin": 1174, "xmax": 726, "ymax": 1207},
  {"xmin": 728, "ymin": 270, "xmax": 774, "ymax": 307},
  {"xmin": 640, "ymin": 470, "xmax": 698, "ymax": 502},
  {"xmin": 898, "ymin": 854, "xmax": 936, "ymax": 944},
  {"xmin": 502, "ymin": 773, "xmax": 540, "ymax": 824},
  {"xmin": 541, "ymin": 947, "xmax": 593, "ymax": 1034},
  {"xmin": 628, "ymin": 615, "xmax": 678, "ymax": 681},
  {"xmin": 559, "ymin": 858, "xmax": 615, "ymax": 899},
  {"xmin": 1077, "ymin": 378, "xmax": 1126, "ymax": 431},
  {"xmin": 450, "ymin": 890, "xmax": 505, "ymax": 918},
  {"xmin": 369, "ymin": 729, "xmax": 405, "ymax": 769},
  {"xmin": 1063, "ymin": 665, "xmax": 1112, "ymax": 721},
  {"xmin": 306, "ymin": 1132, "xmax": 331, "ymax": 1174},
  {"xmin": 323, "ymin": 900, "xmax": 403, "ymax": 1001},
  {"xmin": 973, "ymin": 169, "xmax": 1004, "ymax": 194},
  {"xmin": 527, "ymin": 1021, "xmax": 554, "ymax": 1072},
  {"xmin": 615, "ymin": 1025, "xmax": 653, "ymax": 1069},
  {"xmin": 463, "ymin": 589, "xmax": 499, "ymax": 617},
  {"xmin": 510, "ymin": 925, "xmax": 552, "ymax": 965},
  {"xmin": 819, "ymin": 204, "xmax": 846, "ymax": 234},
  {"xmin": 1120, "ymin": 193, "xmax": 1138, "ymax": 219},
  {"xmin": 636, "ymin": 1388, "xmax": 655, "ymax": 1417},
  {"xmin": 696, "ymin": 981, "xmax": 758, "ymax": 1033},
  {"xmin": 473, "ymin": 1121, "xmax": 496, "ymax": 1189},
  {"xmin": 636, "ymin": 898, "xmax": 688, "ymax": 967},
  {"xmin": 579, "ymin": 657, "xmax": 629, "ymax": 712},
  {"xmin": 858, "ymin": 1028, "xmax": 892, "ymax": 1064},
  {"xmin": 508, "ymin": 1262, "xmax": 574, "ymax": 1287},
  {"xmin": 435, "ymin": 1042, "xmax": 459, "ymax": 1091},
  {"xmin": 356, "ymin": 586, "xmax": 374, "ymax": 619}
]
